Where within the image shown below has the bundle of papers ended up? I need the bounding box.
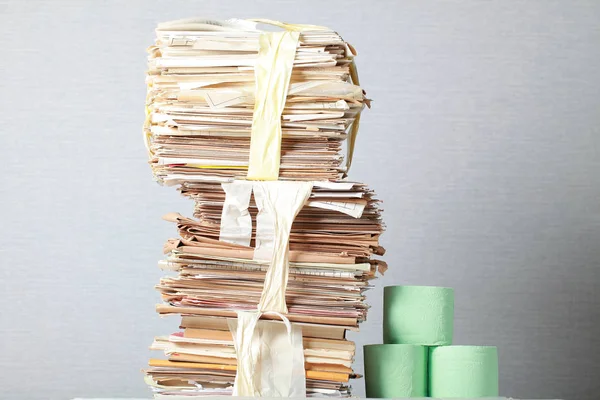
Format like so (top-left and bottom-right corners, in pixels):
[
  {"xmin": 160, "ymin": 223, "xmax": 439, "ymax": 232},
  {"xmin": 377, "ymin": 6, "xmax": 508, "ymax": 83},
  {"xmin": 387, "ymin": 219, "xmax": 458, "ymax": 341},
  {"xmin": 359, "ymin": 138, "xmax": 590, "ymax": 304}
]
[
  {"xmin": 178, "ymin": 181, "xmax": 385, "ymax": 269},
  {"xmin": 146, "ymin": 324, "xmax": 356, "ymax": 397},
  {"xmin": 144, "ymin": 18, "xmax": 368, "ymax": 184},
  {"xmin": 143, "ymin": 18, "xmax": 383, "ymax": 398},
  {"xmin": 145, "ymin": 181, "xmax": 385, "ymax": 397}
]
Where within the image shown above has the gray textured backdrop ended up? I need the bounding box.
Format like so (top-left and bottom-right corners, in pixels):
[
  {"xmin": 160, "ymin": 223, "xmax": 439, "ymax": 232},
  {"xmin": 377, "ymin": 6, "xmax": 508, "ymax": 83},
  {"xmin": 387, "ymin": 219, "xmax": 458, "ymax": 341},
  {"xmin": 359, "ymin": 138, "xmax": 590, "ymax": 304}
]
[{"xmin": 1, "ymin": 1, "xmax": 599, "ymax": 399}]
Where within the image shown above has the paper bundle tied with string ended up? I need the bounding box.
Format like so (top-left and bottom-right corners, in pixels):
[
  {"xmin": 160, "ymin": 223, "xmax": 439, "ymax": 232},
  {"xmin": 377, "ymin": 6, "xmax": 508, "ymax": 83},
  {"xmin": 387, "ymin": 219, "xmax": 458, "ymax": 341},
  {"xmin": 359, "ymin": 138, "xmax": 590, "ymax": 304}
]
[
  {"xmin": 144, "ymin": 18, "xmax": 368, "ymax": 185},
  {"xmin": 143, "ymin": 18, "xmax": 384, "ymax": 398}
]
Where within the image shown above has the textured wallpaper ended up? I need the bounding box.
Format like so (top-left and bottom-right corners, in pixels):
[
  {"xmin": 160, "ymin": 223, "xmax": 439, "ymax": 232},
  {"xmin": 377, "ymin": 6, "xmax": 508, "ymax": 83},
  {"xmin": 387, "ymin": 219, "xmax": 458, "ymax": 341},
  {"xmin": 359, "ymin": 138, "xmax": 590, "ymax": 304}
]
[{"xmin": 0, "ymin": 0, "xmax": 599, "ymax": 399}]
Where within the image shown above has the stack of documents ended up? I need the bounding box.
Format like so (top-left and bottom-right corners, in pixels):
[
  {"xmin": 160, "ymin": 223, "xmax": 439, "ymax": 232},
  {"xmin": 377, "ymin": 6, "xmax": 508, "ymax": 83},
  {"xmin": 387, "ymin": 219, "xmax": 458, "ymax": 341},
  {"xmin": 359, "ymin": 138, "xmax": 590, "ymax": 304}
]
[
  {"xmin": 143, "ymin": 18, "xmax": 383, "ymax": 398},
  {"xmin": 146, "ymin": 181, "xmax": 385, "ymax": 397},
  {"xmin": 144, "ymin": 19, "xmax": 368, "ymax": 184}
]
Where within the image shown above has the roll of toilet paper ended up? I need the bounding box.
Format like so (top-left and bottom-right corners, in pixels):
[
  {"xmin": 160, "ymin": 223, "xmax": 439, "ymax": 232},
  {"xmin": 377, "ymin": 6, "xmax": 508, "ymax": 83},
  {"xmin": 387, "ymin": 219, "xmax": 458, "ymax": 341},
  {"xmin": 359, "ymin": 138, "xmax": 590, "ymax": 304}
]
[
  {"xmin": 429, "ymin": 345, "xmax": 499, "ymax": 398},
  {"xmin": 383, "ymin": 285, "xmax": 454, "ymax": 345},
  {"xmin": 363, "ymin": 344, "xmax": 428, "ymax": 398}
]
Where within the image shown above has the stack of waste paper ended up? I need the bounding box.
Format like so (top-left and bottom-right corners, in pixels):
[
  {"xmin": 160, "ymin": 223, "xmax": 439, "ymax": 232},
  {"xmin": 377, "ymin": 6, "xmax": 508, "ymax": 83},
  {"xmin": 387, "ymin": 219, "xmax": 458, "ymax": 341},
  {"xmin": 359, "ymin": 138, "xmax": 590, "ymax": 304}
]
[{"xmin": 143, "ymin": 18, "xmax": 384, "ymax": 398}]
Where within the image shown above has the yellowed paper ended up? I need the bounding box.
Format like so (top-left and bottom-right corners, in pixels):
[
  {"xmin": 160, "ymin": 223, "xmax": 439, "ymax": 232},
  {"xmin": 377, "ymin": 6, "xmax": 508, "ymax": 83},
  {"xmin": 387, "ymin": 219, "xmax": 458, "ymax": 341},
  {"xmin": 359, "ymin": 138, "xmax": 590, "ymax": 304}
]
[{"xmin": 246, "ymin": 31, "xmax": 299, "ymax": 180}]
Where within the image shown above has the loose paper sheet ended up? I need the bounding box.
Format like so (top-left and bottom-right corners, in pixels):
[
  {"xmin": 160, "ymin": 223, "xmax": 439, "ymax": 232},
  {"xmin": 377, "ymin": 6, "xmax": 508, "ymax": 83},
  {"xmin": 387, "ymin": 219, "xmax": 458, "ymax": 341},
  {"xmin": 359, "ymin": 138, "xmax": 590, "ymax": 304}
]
[{"xmin": 219, "ymin": 181, "xmax": 253, "ymax": 246}]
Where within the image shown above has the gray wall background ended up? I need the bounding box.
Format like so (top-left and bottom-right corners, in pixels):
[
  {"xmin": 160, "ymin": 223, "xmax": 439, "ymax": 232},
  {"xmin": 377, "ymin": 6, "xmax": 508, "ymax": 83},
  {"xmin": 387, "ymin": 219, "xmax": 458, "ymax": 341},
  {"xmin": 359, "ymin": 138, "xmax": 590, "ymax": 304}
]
[{"xmin": 1, "ymin": 0, "xmax": 599, "ymax": 399}]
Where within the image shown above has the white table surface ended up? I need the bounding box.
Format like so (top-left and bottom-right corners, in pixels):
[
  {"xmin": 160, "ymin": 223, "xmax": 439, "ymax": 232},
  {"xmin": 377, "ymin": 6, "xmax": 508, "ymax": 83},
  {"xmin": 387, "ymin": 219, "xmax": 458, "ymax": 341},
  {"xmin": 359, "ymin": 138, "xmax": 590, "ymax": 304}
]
[{"xmin": 72, "ymin": 397, "xmax": 560, "ymax": 400}]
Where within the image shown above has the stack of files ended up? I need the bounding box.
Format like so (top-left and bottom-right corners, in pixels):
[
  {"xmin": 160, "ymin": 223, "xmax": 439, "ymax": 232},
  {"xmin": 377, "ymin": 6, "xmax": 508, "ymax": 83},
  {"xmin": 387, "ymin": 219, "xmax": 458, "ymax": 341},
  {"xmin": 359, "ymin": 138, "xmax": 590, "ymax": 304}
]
[
  {"xmin": 144, "ymin": 18, "xmax": 368, "ymax": 185},
  {"xmin": 144, "ymin": 183, "xmax": 385, "ymax": 397},
  {"xmin": 181, "ymin": 180, "xmax": 380, "ymax": 222},
  {"xmin": 156, "ymin": 184, "xmax": 385, "ymax": 322},
  {"xmin": 143, "ymin": 18, "xmax": 383, "ymax": 398},
  {"xmin": 146, "ymin": 318, "xmax": 356, "ymax": 398}
]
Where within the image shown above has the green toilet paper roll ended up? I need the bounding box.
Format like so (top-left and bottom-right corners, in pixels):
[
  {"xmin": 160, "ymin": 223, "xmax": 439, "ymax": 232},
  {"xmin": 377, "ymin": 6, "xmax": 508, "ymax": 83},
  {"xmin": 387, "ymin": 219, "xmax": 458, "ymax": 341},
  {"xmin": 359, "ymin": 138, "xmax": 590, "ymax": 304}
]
[
  {"xmin": 363, "ymin": 344, "xmax": 428, "ymax": 398},
  {"xmin": 383, "ymin": 285, "xmax": 454, "ymax": 345},
  {"xmin": 429, "ymin": 345, "xmax": 499, "ymax": 398}
]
